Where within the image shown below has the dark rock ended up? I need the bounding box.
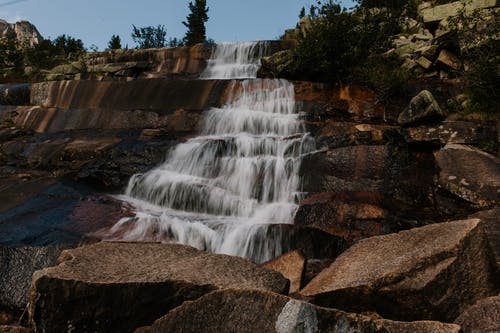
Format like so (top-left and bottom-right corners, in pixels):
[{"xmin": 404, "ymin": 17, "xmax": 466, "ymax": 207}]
[
  {"xmin": 469, "ymin": 207, "xmax": 500, "ymax": 281},
  {"xmin": 29, "ymin": 242, "xmax": 289, "ymax": 333},
  {"xmin": 300, "ymin": 219, "xmax": 495, "ymax": 322},
  {"xmin": 404, "ymin": 121, "xmax": 498, "ymax": 146},
  {"xmin": 0, "ymin": 84, "xmax": 30, "ymax": 106},
  {"xmin": 0, "ymin": 246, "xmax": 64, "ymax": 311},
  {"xmin": 435, "ymin": 144, "xmax": 499, "ymax": 208},
  {"xmin": 454, "ymin": 295, "xmax": 500, "ymax": 333},
  {"xmin": 398, "ymin": 90, "xmax": 445, "ymax": 126},
  {"xmin": 436, "ymin": 50, "xmax": 461, "ymax": 70},
  {"xmin": 263, "ymin": 250, "xmax": 305, "ymax": 294},
  {"xmin": 295, "ymin": 192, "xmax": 389, "ymax": 245},
  {"xmin": 135, "ymin": 289, "xmax": 460, "ymax": 333},
  {"xmin": 0, "ymin": 326, "xmax": 33, "ymax": 333}
]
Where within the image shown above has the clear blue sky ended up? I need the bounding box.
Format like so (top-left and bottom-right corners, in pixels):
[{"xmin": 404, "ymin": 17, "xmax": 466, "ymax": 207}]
[{"xmin": 0, "ymin": 0, "xmax": 356, "ymax": 50}]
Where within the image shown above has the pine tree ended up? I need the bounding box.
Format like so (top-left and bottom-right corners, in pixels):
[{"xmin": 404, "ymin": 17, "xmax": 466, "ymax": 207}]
[
  {"xmin": 299, "ymin": 7, "xmax": 306, "ymax": 19},
  {"xmin": 182, "ymin": 0, "xmax": 209, "ymax": 46},
  {"xmin": 131, "ymin": 25, "xmax": 166, "ymax": 49},
  {"xmin": 108, "ymin": 34, "xmax": 122, "ymax": 50}
]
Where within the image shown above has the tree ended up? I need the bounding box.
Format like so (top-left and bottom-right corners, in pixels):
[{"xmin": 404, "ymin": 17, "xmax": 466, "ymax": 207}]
[
  {"xmin": 108, "ymin": 34, "xmax": 122, "ymax": 50},
  {"xmin": 299, "ymin": 6, "xmax": 306, "ymax": 19},
  {"xmin": 182, "ymin": 0, "xmax": 209, "ymax": 46},
  {"xmin": 131, "ymin": 25, "xmax": 166, "ymax": 49}
]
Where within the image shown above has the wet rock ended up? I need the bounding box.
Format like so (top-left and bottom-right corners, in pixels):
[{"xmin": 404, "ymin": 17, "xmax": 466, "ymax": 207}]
[
  {"xmin": 0, "ymin": 326, "xmax": 33, "ymax": 333},
  {"xmin": 135, "ymin": 289, "xmax": 461, "ymax": 333},
  {"xmin": 263, "ymin": 250, "xmax": 306, "ymax": 294},
  {"xmin": 454, "ymin": 295, "xmax": 500, "ymax": 333},
  {"xmin": 0, "ymin": 246, "xmax": 64, "ymax": 311},
  {"xmin": 30, "ymin": 79, "xmax": 230, "ymax": 111},
  {"xmin": 295, "ymin": 192, "xmax": 389, "ymax": 245},
  {"xmin": 435, "ymin": 144, "xmax": 499, "ymax": 207},
  {"xmin": 436, "ymin": 50, "xmax": 461, "ymax": 70},
  {"xmin": 300, "ymin": 219, "xmax": 495, "ymax": 322},
  {"xmin": 398, "ymin": 90, "xmax": 444, "ymax": 126},
  {"xmin": 404, "ymin": 121, "xmax": 498, "ymax": 146},
  {"xmin": 29, "ymin": 242, "xmax": 289, "ymax": 333}
]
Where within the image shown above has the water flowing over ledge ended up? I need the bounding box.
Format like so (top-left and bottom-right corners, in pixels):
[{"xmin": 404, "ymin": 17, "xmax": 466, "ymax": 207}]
[{"xmin": 102, "ymin": 42, "xmax": 315, "ymax": 263}]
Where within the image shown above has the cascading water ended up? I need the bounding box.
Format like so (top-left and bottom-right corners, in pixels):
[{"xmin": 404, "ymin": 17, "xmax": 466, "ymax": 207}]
[{"xmin": 104, "ymin": 42, "xmax": 315, "ymax": 263}]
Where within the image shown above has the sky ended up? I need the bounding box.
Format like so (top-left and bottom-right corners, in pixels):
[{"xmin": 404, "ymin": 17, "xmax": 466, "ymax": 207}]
[{"xmin": 0, "ymin": 0, "xmax": 356, "ymax": 50}]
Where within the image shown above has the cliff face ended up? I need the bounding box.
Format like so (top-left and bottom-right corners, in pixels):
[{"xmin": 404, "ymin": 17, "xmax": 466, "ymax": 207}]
[{"xmin": 0, "ymin": 19, "xmax": 42, "ymax": 46}]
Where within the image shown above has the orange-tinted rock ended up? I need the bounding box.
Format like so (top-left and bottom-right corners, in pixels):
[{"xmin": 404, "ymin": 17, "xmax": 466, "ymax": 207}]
[
  {"xmin": 295, "ymin": 192, "xmax": 388, "ymax": 245},
  {"xmin": 301, "ymin": 219, "xmax": 495, "ymax": 322},
  {"xmin": 263, "ymin": 250, "xmax": 306, "ymax": 293}
]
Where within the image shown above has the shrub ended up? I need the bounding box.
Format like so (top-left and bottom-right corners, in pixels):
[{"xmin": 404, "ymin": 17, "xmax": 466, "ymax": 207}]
[{"xmin": 131, "ymin": 25, "xmax": 167, "ymax": 49}]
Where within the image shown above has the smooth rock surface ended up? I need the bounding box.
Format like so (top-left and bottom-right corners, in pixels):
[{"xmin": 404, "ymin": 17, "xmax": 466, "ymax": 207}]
[
  {"xmin": 454, "ymin": 295, "xmax": 500, "ymax": 333},
  {"xmin": 29, "ymin": 242, "xmax": 289, "ymax": 333},
  {"xmin": 435, "ymin": 144, "xmax": 499, "ymax": 207},
  {"xmin": 301, "ymin": 219, "xmax": 495, "ymax": 322},
  {"xmin": 263, "ymin": 250, "xmax": 306, "ymax": 294},
  {"xmin": 135, "ymin": 289, "xmax": 461, "ymax": 333}
]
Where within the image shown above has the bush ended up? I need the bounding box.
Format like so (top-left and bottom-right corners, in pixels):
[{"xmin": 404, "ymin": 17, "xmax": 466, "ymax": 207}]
[
  {"xmin": 131, "ymin": 25, "xmax": 166, "ymax": 49},
  {"xmin": 293, "ymin": 0, "xmax": 401, "ymax": 82}
]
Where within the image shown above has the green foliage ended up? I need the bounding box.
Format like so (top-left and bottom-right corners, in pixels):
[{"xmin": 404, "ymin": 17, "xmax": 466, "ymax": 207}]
[
  {"xmin": 182, "ymin": 0, "xmax": 209, "ymax": 46},
  {"xmin": 299, "ymin": 7, "xmax": 306, "ymax": 19},
  {"xmin": 108, "ymin": 34, "xmax": 122, "ymax": 50},
  {"xmin": 52, "ymin": 34, "xmax": 85, "ymax": 57},
  {"xmin": 350, "ymin": 56, "xmax": 410, "ymax": 101},
  {"xmin": 293, "ymin": 0, "xmax": 401, "ymax": 82},
  {"xmin": 0, "ymin": 37, "xmax": 23, "ymax": 72},
  {"xmin": 448, "ymin": 4, "xmax": 499, "ymax": 115},
  {"xmin": 132, "ymin": 25, "xmax": 167, "ymax": 49}
]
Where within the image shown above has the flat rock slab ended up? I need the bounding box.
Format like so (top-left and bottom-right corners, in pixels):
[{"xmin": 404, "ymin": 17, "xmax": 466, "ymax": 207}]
[
  {"xmin": 454, "ymin": 295, "xmax": 500, "ymax": 333},
  {"xmin": 435, "ymin": 144, "xmax": 499, "ymax": 207},
  {"xmin": 135, "ymin": 289, "xmax": 460, "ymax": 333},
  {"xmin": 300, "ymin": 219, "xmax": 495, "ymax": 322},
  {"xmin": 404, "ymin": 121, "xmax": 498, "ymax": 145},
  {"xmin": 29, "ymin": 242, "xmax": 289, "ymax": 333}
]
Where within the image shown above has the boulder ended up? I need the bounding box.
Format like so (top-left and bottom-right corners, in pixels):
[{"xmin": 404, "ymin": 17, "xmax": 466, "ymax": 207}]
[
  {"xmin": 454, "ymin": 295, "xmax": 500, "ymax": 333},
  {"xmin": 404, "ymin": 121, "xmax": 498, "ymax": 146},
  {"xmin": 135, "ymin": 289, "xmax": 461, "ymax": 333},
  {"xmin": 398, "ymin": 90, "xmax": 445, "ymax": 126},
  {"xmin": 257, "ymin": 50, "xmax": 296, "ymax": 79},
  {"xmin": 29, "ymin": 242, "xmax": 289, "ymax": 333},
  {"xmin": 436, "ymin": 50, "xmax": 461, "ymax": 70},
  {"xmin": 0, "ymin": 245, "xmax": 64, "ymax": 311},
  {"xmin": 435, "ymin": 144, "xmax": 499, "ymax": 207},
  {"xmin": 263, "ymin": 250, "xmax": 306, "ymax": 294},
  {"xmin": 469, "ymin": 207, "xmax": 500, "ymax": 274},
  {"xmin": 416, "ymin": 56, "xmax": 433, "ymax": 69},
  {"xmin": 300, "ymin": 219, "xmax": 495, "ymax": 322}
]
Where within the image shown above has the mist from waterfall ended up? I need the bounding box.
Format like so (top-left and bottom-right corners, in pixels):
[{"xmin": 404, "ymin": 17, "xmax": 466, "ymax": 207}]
[{"xmin": 103, "ymin": 41, "xmax": 315, "ymax": 263}]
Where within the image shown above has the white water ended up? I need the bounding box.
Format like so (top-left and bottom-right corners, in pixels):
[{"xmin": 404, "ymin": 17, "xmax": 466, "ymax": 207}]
[{"xmin": 104, "ymin": 42, "xmax": 315, "ymax": 263}]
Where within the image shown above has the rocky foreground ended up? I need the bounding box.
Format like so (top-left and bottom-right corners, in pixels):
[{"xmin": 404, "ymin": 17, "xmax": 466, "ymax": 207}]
[{"xmin": 0, "ymin": 1, "xmax": 499, "ymax": 331}]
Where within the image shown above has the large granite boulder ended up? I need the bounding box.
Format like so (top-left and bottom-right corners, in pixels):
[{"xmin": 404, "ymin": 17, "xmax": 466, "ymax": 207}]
[
  {"xmin": 300, "ymin": 219, "xmax": 495, "ymax": 322},
  {"xmin": 0, "ymin": 20, "xmax": 41, "ymax": 46},
  {"xmin": 135, "ymin": 289, "xmax": 460, "ymax": 333},
  {"xmin": 454, "ymin": 295, "xmax": 500, "ymax": 333},
  {"xmin": 435, "ymin": 144, "xmax": 499, "ymax": 208},
  {"xmin": 29, "ymin": 242, "xmax": 289, "ymax": 333},
  {"xmin": 398, "ymin": 90, "xmax": 445, "ymax": 126}
]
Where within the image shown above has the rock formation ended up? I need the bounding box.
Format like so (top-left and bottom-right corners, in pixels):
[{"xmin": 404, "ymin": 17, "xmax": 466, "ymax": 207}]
[{"xmin": 0, "ymin": 20, "xmax": 41, "ymax": 46}]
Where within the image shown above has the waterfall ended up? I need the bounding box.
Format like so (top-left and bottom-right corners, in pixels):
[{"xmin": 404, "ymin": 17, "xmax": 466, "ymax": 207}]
[{"xmin": 104, "ymin": 42, "xmax": 315, "ymax": 263}]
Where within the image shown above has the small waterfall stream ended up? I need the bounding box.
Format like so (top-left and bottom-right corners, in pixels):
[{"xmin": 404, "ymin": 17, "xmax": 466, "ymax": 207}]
[{"xmin": 105, "ymin": 42, "xmax": 315, "ymax": 263}]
